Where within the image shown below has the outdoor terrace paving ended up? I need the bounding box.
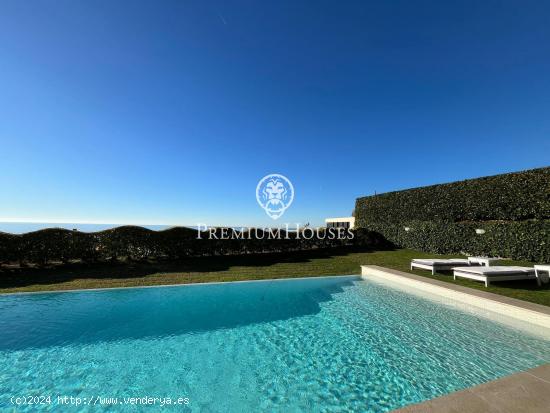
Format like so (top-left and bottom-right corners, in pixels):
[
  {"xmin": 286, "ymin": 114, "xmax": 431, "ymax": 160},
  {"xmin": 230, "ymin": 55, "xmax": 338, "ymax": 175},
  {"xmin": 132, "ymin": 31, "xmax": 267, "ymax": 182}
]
[{"xmin": 393, "ymin": 363, "xmax": 550, "ymax": 413}]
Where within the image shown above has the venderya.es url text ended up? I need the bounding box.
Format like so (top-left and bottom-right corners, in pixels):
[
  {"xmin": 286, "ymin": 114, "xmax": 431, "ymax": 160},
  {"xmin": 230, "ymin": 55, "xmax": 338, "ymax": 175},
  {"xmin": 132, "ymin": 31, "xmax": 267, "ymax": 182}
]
[{"xmin": 10, "ymin": 395, "xmax": 190, "ymax": 407}]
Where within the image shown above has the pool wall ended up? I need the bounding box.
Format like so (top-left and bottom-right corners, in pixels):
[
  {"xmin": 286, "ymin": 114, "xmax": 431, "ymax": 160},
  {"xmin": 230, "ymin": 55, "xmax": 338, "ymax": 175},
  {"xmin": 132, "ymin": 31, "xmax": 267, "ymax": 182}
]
[{"xmin": 0, "ymin": 274, "xmax": 362, "ymax": 296}]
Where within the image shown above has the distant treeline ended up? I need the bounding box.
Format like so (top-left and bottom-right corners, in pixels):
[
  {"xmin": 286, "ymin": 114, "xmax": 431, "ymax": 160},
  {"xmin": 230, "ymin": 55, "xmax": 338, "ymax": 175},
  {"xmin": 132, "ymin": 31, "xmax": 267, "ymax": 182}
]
[{"xmin": 0, "ymin": 226, "xmax": 388, "ymax": 266}]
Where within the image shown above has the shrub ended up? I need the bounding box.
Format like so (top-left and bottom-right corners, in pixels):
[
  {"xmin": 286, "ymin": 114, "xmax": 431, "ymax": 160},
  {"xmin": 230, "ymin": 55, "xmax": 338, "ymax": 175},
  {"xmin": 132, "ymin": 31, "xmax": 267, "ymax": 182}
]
[
  {"xmin": 0, "ymin": 226, "xmax": 384, "ymax": 266},
  {"xmin": 0, "ymin": 232, "xmax": 20, "ymax": 264},
  {"xmin": 364, "ymin": 221, "xmax": 549, "ymax": 262},
  {"xmin": 355, "ymin": 167, "xmax": 550, "ymax": 262},
  {"xmin": 96, "ymin": 226, "xmax": 158, "ymax": 261},
  {"xmin": 355, "ymin": 167, "xmax": 550, "ymax": 225}
]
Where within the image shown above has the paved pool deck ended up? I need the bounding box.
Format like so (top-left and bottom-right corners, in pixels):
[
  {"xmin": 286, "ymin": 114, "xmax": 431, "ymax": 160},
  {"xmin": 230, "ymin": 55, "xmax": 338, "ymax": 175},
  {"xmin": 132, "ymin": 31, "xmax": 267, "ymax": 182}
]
[
  {"xmin": 360, "ymin": 265, "xmax": 550, "ymax": 412},
  {"xmin": 393, "ymin": 363, "xmax": 550, "ymax": 413}
]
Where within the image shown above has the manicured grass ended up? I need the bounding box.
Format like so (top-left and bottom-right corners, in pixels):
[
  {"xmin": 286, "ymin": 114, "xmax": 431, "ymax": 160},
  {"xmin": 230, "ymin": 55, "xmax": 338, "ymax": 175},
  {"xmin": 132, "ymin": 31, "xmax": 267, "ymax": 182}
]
[{"xmin": 1, "ymin": 248, "xmax": 548, "ymax": 306}]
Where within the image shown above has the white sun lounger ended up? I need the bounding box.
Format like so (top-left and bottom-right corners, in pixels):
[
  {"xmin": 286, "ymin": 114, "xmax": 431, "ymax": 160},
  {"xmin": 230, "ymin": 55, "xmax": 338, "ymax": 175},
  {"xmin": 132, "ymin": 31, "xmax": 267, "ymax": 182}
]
[
  {"xmin": 453, "ymin": 266, "xmax": 537, "ymax": 287},
  {"xmin": 534, "ymin": 265, "xmax": 550, "ymax": 285},
  {"xmin": 411, "ymin": 258, "xmax": 471, "ymax": 275}
]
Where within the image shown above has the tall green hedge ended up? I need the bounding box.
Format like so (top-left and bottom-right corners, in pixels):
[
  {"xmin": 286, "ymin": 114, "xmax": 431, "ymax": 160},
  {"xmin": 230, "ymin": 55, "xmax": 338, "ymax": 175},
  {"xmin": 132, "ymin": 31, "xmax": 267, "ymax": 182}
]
[
  {"xmin": 365, "ymin": 221, "xmax": 549, "ymax": 262},
  {"xmin": 356, "ymin": 167, "xmax": 549, "ymax": 224},
  {"xmin": 355, "ymin": 167, "xmax": 550, "ymax": 262}
]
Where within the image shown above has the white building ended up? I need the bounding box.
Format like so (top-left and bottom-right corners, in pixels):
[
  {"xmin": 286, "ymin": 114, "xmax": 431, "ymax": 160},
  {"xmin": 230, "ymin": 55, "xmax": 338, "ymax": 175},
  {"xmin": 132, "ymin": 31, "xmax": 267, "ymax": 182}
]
[{"xmin": 325, "ymin": 217, "xmax": 355, "ymax": 230}]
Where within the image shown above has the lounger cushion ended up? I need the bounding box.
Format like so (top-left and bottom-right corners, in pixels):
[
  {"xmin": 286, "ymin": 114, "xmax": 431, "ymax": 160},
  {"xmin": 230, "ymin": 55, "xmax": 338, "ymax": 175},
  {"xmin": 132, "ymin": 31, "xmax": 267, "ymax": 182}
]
[
  {"xmin": 453, "ymin": 266, "xmax": 535, "ymax": 276},
  {"xmin": 412, "ymin": 259, "xmax": 469, "ymax": 265}
]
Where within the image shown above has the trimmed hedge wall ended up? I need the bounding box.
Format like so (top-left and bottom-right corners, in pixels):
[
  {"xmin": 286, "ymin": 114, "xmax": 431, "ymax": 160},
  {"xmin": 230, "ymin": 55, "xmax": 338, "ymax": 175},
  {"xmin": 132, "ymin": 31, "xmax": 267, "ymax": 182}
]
[
  {"xmin": 0, "ymin": 226, "xmax": 389, "ymax": 266},
  {"xmin": 355, "ymin": 167, "xmax": 550, "ymax": 262},
  {"xmin": 355, "ymin": 167, "xmax": 550, "ymax": 224},
  {"xmin": 365, "ymin": 221, "xmax": 549, "ymax": 262}
]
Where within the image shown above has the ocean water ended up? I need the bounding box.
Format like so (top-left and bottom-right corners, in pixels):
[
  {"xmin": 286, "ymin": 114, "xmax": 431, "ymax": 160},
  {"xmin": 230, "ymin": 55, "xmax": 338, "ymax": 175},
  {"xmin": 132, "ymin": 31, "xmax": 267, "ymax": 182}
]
[
  {"xmin": 1, "ymin": 276, "xmax": 549, "ymax": 412},
  {"xmin": 0, "ymin": 222, "xmax": 172, "ymax": 234}
]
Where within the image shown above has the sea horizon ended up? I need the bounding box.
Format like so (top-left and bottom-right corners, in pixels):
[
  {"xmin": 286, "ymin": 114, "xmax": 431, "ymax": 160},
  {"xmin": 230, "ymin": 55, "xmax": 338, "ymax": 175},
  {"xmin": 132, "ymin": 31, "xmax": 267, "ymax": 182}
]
[
  {"xmin": 0, "ymin": 222, "xmax": 174, "ymax": 234},
  {"xmin": 0, "ymin": 222, "xmax": 306, "ymax": 234}
]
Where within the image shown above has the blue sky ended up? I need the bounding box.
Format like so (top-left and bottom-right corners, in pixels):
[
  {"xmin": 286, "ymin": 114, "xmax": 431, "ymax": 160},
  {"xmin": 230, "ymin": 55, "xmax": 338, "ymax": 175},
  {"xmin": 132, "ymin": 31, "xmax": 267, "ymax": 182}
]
[{"xmin": 0, "ymin": 0, "xmax": 549, "ymax": 228}]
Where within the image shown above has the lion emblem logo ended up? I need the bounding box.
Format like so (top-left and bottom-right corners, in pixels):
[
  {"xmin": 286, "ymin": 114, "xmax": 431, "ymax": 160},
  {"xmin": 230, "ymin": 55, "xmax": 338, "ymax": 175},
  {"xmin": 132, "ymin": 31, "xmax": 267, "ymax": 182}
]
[{"xmin": 256, "ymin": 174, "xmax": 294, "ymax": 219}]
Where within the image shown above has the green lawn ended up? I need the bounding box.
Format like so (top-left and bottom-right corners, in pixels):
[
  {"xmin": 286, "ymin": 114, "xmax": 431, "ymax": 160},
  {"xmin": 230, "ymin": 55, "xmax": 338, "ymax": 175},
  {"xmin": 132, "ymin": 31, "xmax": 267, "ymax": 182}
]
[{"xmin": 1, "ymin": 248, "xmax": 548, "ymax": 306}]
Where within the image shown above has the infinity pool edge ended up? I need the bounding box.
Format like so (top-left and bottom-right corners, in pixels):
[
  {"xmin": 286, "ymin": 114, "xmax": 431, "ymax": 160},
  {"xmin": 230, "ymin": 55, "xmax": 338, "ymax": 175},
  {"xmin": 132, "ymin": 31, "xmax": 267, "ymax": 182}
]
[{"xmin": 0, "ymin": 274, "xmax": 361, "ymax": 296}]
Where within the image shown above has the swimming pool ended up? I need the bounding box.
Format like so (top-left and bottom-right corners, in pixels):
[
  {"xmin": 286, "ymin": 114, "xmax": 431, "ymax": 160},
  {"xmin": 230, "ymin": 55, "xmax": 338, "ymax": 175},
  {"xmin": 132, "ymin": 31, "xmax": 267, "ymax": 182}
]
[{"xmin": 1, "ymin": 275, "xmax": 549, "ymax": 412}]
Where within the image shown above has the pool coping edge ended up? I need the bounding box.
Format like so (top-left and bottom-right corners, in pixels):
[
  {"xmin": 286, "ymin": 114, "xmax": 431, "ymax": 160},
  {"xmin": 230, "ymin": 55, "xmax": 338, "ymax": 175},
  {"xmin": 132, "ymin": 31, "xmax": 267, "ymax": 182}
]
[
  {"xmin": 361, "ymin": 265, "xmax": 550, "ymax": 327},
  {"xmin": 0, "ymin": 274, "xmax": 362, "ymax": 296}
]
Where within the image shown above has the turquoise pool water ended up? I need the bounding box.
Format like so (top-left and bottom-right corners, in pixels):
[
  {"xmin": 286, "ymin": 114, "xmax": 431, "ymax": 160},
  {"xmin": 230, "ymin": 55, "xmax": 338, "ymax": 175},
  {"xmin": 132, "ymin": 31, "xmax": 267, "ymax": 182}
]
[{"xmin": 1, "ymin": 276, "xmax": 549, "ymax": 412}]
